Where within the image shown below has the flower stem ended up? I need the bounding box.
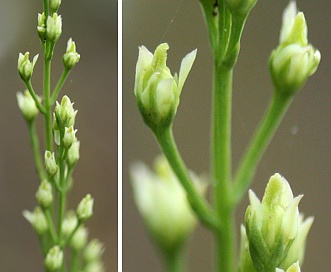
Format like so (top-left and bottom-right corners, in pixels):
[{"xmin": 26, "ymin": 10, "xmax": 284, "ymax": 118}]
[
  {"xmin": 51, "ymin": 68, "xmax": 70, "ymax": 104},
  {"xmin": 232, "ymin": 93, "xmax": 293, "ymax": 205},
  {"xmin": 155, "ymin": 128, "xmax": 219, "ymax": 230},
  {"xmin": 212, "ymin": 62, "xmax": 235, "ymax": 272},
  {"xmin": 44, "ymin": 58, "xmax": 54, "ymax": 152},
  {"xmin": 28, "ymin": 120, "xmax": 47, "ymax": 181},
  {"xmin": 164, "ymin": 248, "xmax": 185, "ymax": 272}
]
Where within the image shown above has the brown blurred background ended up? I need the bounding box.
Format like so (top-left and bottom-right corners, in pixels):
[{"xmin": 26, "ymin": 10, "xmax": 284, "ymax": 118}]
[
  {"xmin": 123, "ymin": 0, "xmax": 331, "ymax": 271},
  {"xmin": 0, "ymin": 1, "xmax": 117, "ymax": 271}
]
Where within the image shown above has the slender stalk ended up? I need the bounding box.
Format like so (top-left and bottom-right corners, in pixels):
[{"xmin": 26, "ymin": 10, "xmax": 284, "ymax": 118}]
[
  {"xmin": 70, "ymin": 250, "xmax": 79, "ymax": 272},
  {"xmin": 57, "ymin": 146, "xmax": 67, "ymax": 243},
  {"xmin": 232, "ymin": 93, "xmax": 292, "ymax": 205},
  {"xmin": 212, "ymin": 62, "xmax": 235, "ymax": 272},
  {"xmin": 44, "ymin": 58, "xmax": 54, "ymax": 152},
  {"xmin": 155, "ymin": 128, "xmax": 219, "ymax": 230},
  {"xmin": 164, "ymin": 248, "xmax": 185, "ymax": 272},
  {"xmin": 25, "ymin": 81, "xmax": 46, "ymax": 114},
  {"xmin": 62, "ymin": 221, "xmax": 82, "ymax": 248},
  {"xmin": 28, "ymin": 121, "xmax": 47, "ymax": 181},
  {"xmin": 43, "ymin": 0, "xmax": 49, "ymax": 18},
  {"xmin": 44, "ymin": 207, "xmax": 58, "ymax": 243},
  {"xmin": 51, "ymin": 69, "xmax": 70, "ymax": 104}
]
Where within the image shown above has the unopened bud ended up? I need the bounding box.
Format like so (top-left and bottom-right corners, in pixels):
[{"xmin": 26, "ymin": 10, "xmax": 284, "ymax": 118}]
[
  {"xmin": 23, "ymin": 207, "xmax": 48, "ymax": 235},
  {"xmin": 18, "ymin": 52, "xmax": 39, "ymax": 81},
  {"xmin": 67, "ymin": 141, "xmax": 80, "ymax": 166},
  {"xmin": 45, "ymin": 151, "xmax": 58, "ymax": 176},
  {"xmin": 36, "ymin": 180, "xmax": 53, "ymax": 208},
  {"xmin": 46, "ymin": 13, "xmax": 62, "ymax": 43},
  {"xmin": 50, "ymin": 0, "xmax": 61, "ymax": 12},
  {"xmin": 84, "ymin": 239, "xmax": 105, "ymax": 263},
  {"xmin": 16, "ymin": 90, "xmax": 39, "ymax": 122},
  {"xmin": 70, "ymin": 226, "xmax": 88, "ymax": 251},
  {"xmin": 55, "ymin": 95, "xmax": 77, "ymax": 128},
  {"xmin": 37, "ymin": 13, "xmax": 46, "ymax": 40},
  {"xmin": 63, "ymin": 38, "xmax": 80, "ymax": 69},
  {"xmin": 45, "ymin": 246, "xmax": 63, "ymax": 271},
  {"xmin": 77, "ymin": 194, "xmax": 94, "ymax": 221},
  {"xmin": 63, "ymin": 126, "xmax": 77, "ymax": 149}
]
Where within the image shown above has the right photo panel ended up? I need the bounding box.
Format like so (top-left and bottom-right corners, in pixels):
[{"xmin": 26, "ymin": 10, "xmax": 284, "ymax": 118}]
[{"xmin": 123, "ymin": 1, "xmax": 330, "ymax": 272}]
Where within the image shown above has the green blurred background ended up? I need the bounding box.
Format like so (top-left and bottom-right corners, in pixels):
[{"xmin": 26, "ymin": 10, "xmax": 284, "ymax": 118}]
[
  {"xmin": 0, "ymin": 0, "xmax": 117, "ymax": 271},
  {"xmin": 123, "ymin": 0, "xmax": 331, "ymax": 271}
]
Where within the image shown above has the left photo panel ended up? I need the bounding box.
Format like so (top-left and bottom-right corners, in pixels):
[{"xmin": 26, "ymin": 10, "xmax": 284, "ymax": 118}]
[{"xmin": 0, "ymin": 1, "xmax": 117, "ymax": 271}]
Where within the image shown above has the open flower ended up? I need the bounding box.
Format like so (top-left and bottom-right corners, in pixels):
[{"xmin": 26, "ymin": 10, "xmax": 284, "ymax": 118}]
[
  {"xmin": 244, "ymin": 173, "xmax": 312, "ymax": 272},
  {"xmin": 134, "ymin": 43, "xmax": 196, "ymax": 131},
  {"xmin": 130, "ymin": 155, "xmax": 206, "ymax": 254},
  {"xmin": 269, "ymin": 1, "xmax": 320, "ymax": 95}
]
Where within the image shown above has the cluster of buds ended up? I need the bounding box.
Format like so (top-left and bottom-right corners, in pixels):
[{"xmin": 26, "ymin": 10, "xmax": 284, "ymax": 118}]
[
  {"xmin": 53, "ymin": 95, "xmax": 79, "ymax": 150},
  {"xmin": 269, "ymin": 1, "xmax": 320, "ymax": 96},
  {"xmin": 134, "ymin": 43, "xmax": 196, "ymax": 131},
  {"xmin": 241, "ymin": 173, "xmax": 313, "ymax": 272},
  {"xmin": 130, "ymin": 155, "xmax": 206, "ymax": 254}
]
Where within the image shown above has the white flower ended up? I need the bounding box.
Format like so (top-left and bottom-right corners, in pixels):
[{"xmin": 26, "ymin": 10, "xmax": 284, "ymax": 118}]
[
  {"xmin": 130, "ymin": 155, "xmax": 206, "ymax": 253},
  {"xmin": 270, "ymin": 1, "xmax": 320, "ymax": 95},
  {"xmin": 245, "ymin": 174, "xmax": 312, "ymax": 271},
  {"xmin": 134, "ymin": 43, "xmax": 196, "ymax": 130}
]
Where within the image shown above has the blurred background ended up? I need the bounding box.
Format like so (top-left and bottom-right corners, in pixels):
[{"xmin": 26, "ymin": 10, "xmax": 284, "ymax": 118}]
[
  {"xmin": 0, "ymin": 0, "xmax": 117, "ymax": 271},
  {"xmin": 123, "ymin": 0, "xmax": 331, "ymax": 271}
]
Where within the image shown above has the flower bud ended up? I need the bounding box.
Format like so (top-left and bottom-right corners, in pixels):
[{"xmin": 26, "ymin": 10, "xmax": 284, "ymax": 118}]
[
  {"xmin": 67, "ymin": 141, "xmax": 80, "ymax": 166},
  {"xmin": 84, "ymin": 261, "xmax": 105, "ymax": 272},
  {"xmin": 45, "ymin": 246, "xmax": 63, "ymax": 271},
  {"xmin": 55, "ymin": 95, "xmax": 77, "ymax": 128},
  {"xmin": 36, "ymin": 180, "xmax": 53, "ymax": 208},
  {"xmin": 50, "ymin": 0, "xmax": 61, "ymax": 12},
  {"xmin": 37, "ymin": 13, "xmax": 46, "ymax": 40},
  {"xmin": 63, "ymin": 125, "xmax": 77, "ymax": 149},
  {"xmin": 16, "ymin": 90, "xmax": 39, "ymax": 122},
  {"xmin": 63, "ymin": 38, "xmax": 80, "ymax": 69},
  {"xmin": 244, "ymin": 173, "xmax": 312, "ymax": 272},
  {"xmin": 17, "ymin": 52, "xmax": 39, "ymax": 81},
  {"xmin": 84, "ymin": 239, "xmax": 105, "ymax": 263},
  {"xmin": 70, "ymin": 226, "xmax": 88, "ymax": 251},
  {"xmin": 45, "ymin": 151, "xmax": 58, "ymax": 176},
  {"xmin": 77, "ymin": 194, "xmax": 94, "ymax": 221},
  {"xmin": 46, "ymin": 13, "xmax": 62, "ymax": 43},
  {"xmin": 270, "ymin": 1, "xmax": 320, "ymax": 96},
  {"xmin": 238, "ymin": 225, "xmax": 255, "ymax": 272},
  {"xmin": 130, "ymin": 155, "xmax": 206, "ymax": 254},
  {"xmin": 225, "ymin": 0, "xmax": 257, "ymax": 17},
  {"xmin": 276, "ymin": 262, "xmax": 301, "ymax": 272},
  {"xmin": 23, "ymin": 207, "xmax": 48, "ymax": 235},
  {"xmin": 134, "ymin": 43, "xmax": 196, "ymax": 131},
  {"xmin": 61, "ymin": 211, "xmax": 78, "ymax": 237}
]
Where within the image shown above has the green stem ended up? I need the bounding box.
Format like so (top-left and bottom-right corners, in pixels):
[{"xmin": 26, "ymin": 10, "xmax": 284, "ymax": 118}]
[
  {"xmin": 57, "ymin": 148, "xmax": 67, "ymax": 244},
  {"xmin": 25, "ymin": 81, "xmax": 46, "ymax": 114},
  {"xmin": 232, "ymin": 93, "xmax": 292, "ymax": 205},
  {"xmin": 51, "ymin": 68, "xmax": 70, "ymax": 104},
  {"xmin": 212, "ymin": 63, "xmax": 234, "ymax": 272},
  {"xmin": 44, "ymin": 58, "xmax": 53, "ymax": 152},
  {"xmin": 164, "ymin": 248, "xmax": 185, "ymax": 272},
  {"xmin": 69, "ymin": 250, "xmax": 79, "ymax": 272},
  {"xmin": 43, "ymin": 0, "xmax": 49, "ymax": 18},
  {"xmin": 28, "ymin": 120, "xmax": 47, "ymax": 181},
  {"xmin": 155, "ymin": 128, "xmax": 219, "ymax": 230},
  {"xmin": 62, "ymin": 221, "xmax": 82, "ymax": 248},
  {"xmin": 44, "ymin": 207, "xmax": 58, "ymax": 243}
]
